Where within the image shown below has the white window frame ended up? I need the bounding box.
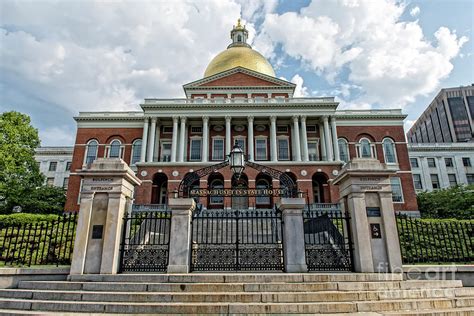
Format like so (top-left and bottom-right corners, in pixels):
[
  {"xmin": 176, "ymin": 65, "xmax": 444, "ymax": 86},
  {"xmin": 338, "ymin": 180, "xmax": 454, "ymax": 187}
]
[
  {"xmin": 427, "ymin": 158, "xmax": 436, "ymax": 168},
  {"xmin": 356, "ymin": 138, "xmax": 376, "ymax": 159},
  {"xmin": 212, "ymin": 137, "xmax": 225, "ymax": 161},
  {"xmin": 390, "ymin": 177, "xmax": 404, "ymax": 203},
  {"xmin": 338, "ymin": 138, "xmax": 350, "ymax": 163},
  {"xmin": 448, "ymin": 174, "xmax": 457, "ymax": 187},
  {"xmin": 160, "ymin": 140, "xmax": 172, "ymax": 162},
  {"xmin": 430, "ymin": 174, "xmax": 440, "ymax": 189},
  {"xmin": 84, "ymin": 139, "xmax": 99, "ymax": 165},
  {"xmin": 413, "ymin": 174, "xmax": 423, "ymax": 190},
  {"xmin": 255, "ymin": 137, "xmax": 268, "ymax": 161},
  {"xmin": 382, "ymin": 138, "xmax": 397, "ymax": 164},
  {"xmin": 410, "ymin": 158, "xmax": 419, "ymax": 168},
  {"xmin": 130, "ymin": 139, "xmax": 142, "ymax": 165},
  {"xmin": 233, "ymin": 136, "xmax": 246, "ymax": 156},
  {"xmin": 106, "ymin": 139, "xmax": 124, "ymax": 159},
  {"xmin": 189, "ymin": 137, "xmax": 202, "ymax": 161},
  {"xmin": 49, "ymin": 161, "xmax": 57, "ymax": 172},
  {"xmin": 277, "ymin": 136, "xmax": 290, "ymax": 161},
  {"xmin": 307, "ymin": 138, "xmax": 320, "ymax": 161}
]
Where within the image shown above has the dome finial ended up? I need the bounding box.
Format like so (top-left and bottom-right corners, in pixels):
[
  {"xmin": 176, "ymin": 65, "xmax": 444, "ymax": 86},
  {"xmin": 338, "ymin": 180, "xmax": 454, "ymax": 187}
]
[
  {"xmin": 237, "ymin": 18, "xmax": 241, "ymax": 28},
  {"xmin": 230, "ymin": 18, "xmax": 249, "ymax": 48}
]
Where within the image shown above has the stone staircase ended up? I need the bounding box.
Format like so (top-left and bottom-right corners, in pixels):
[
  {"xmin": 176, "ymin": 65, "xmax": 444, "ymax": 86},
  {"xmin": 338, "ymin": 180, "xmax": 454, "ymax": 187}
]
[{"xmin": 0, "ymin": 273, "xmax": 473, "ymax": 315}]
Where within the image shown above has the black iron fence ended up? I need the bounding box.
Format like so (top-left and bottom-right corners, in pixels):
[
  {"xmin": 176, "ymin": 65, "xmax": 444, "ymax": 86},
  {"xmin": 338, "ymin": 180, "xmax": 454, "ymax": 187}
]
[
  {"xmin": 0, "ymin": 213, "xmax": 78, "ymax": 266},
  {"xmin": 397, "ymin": 215, "xmax": 474, "ymax": 264},
  {"xmin": 119, "ymin": 210, "xmax": 171, "ymax": 272},
  {"xmin": 303, "ymin": 209, "xmax": 354, "ymax": 271}
]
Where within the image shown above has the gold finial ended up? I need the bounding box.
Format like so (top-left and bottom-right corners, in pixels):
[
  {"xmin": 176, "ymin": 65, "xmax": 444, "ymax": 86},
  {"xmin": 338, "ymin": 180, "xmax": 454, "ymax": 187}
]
[{"xmin": 237, "ymin": 18, "xmax": 241, "ymax": 27}]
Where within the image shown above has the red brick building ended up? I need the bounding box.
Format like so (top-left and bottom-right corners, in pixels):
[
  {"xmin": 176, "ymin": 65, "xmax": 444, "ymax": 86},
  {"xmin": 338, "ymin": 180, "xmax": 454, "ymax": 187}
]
[{"xmin": 66, "ymin": 22, "xmax": 417, "ymax": 212}]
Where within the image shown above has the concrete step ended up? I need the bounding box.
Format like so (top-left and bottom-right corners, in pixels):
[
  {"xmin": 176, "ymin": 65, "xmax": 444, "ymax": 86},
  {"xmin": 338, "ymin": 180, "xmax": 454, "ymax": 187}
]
[
  {"xmin": 0, "ymin": 297, "xmax": 473, "ymax": 314},
  {"xmin": 67, "ymin": 272, "xmax": 404, "ymax": 283},
  {"xmin": 0, "ymin": 288, "xmax": 469, "ymax": 303}
]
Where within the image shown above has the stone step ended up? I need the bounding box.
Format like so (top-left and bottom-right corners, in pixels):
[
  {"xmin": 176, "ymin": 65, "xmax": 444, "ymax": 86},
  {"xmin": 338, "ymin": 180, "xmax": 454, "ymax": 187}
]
[
  {"xmin": 0, "ymin": 288, "xmax": 469, "ymax": 303},
  {"xmin": 18, "ymin": 279, "xmax": 463, "ymax": 293},
  {"xmin": 67, "ymin": 272, "xmax": 404, "ymax": 283},
  {"xmin": 382, "ymin": 307, "xmax": 474, "ymax": 315},
  {"xmin": 0, "ymin": 297, "xmax": 472, "ymax": 314}
]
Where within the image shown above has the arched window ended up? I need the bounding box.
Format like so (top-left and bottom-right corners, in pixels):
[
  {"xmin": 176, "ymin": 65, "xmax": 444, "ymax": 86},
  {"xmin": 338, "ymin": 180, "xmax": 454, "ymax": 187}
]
[
  {"xmin": 109, "ymin": 140, "xmax": 121, "ymax": 158},
  {"xmin": 383, "ymin": 138, "xmax": 397, "ymax": 163},
  {"xmin": 357, "ymin": 138, "xmax": 375, "ymax": 158},
  {"xmin": 209, "ymin": 179, "xmax": 224, "ymax": 205},
  {"xmin": 237, "ymin": 35, "xmax": 242, "ymax": 42},
  {"xmin": 338, "ymin": 138, "xmax": 350, "ymax": 162},
  {"xmin": 85, "ymin": 140, "xmax": 98, "ymax": 164},
  {"xmin": 256, "ymin": 179, "xmax": 271, "ymax": 205},
  {"xmin": 131, "ymin": 139, "xmax": 142, "ymax": 165}
]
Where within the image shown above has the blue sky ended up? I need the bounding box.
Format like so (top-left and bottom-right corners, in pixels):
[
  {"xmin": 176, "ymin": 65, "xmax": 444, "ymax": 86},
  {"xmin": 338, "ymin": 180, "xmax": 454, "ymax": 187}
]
[{"xmin": 1, "ymin": 0, "xmax": 473, "ymax": 146}]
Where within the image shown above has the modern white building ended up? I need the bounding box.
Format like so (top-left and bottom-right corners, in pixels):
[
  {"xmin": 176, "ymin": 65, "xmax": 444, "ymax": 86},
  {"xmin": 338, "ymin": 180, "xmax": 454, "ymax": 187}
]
[
  {"xmin": 35, "ymin": 146, "xmax": 74, "ymax": 190},
  {"xmin": 408, "ymin": 143, "xmax": 474, "ymax": 192}
]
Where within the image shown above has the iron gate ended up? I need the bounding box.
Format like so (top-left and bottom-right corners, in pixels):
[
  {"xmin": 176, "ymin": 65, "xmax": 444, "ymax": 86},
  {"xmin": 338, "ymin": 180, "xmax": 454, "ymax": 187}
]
[
  {"xmin": 119, "ymin": 210, "xmax": 171, "ymax": 272},
  {"xmin": 191, "ymin": 208, "xmax": 284, "ymax": 271},
  {"xmin": 303, "ymin": 209, "xmax": 354, "ymax": 271}
]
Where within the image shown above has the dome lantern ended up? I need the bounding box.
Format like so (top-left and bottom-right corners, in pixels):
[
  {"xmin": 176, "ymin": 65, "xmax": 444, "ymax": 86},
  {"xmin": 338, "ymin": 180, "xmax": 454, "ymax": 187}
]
[{"xmin": 229, "ymin": 18, "xmax": 250, "ymax": 48}]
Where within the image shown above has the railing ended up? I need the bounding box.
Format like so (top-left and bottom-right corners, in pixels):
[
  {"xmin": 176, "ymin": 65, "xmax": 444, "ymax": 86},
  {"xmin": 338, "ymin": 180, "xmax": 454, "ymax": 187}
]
[
  {"xmin": 132, "ymin": 204, "xmax": 167, "ymax": 212},
  {"xmin": 143, "ymin": 97, "xmax": 336, "ymax": 105},
  {"xmin": 0, "ymin": 213, "xmax": 78, "ymax": 266},
  {"xmin": 306, "ymin": 203, "xmax": 341, "ymax": 212},
  {"xmin": 397, "ymin": 215, "xmax": 474, "ymax": 264}
]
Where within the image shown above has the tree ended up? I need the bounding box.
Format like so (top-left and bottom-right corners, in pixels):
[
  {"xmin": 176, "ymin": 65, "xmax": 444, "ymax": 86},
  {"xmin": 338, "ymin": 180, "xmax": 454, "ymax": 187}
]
[
  {"xmin": 417, "ymin": 184, "xmax": 474, "ymax": 219},
  {"xmin": 0, "ymin": 111, "xmax": 66, "ymax": 214}
]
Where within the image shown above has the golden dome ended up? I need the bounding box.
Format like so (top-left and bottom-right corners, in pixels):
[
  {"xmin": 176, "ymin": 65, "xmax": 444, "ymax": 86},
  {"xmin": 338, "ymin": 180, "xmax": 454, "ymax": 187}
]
[{"xmin": 204, "ymin": 46, "xmax": 275, "ymax": 78}]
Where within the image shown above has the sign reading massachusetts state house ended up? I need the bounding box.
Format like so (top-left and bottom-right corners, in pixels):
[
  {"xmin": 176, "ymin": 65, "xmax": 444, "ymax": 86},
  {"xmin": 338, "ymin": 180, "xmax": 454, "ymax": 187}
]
[{"xmin": 190, "ymin": 188, "xmax": 288, "ymax": 197}]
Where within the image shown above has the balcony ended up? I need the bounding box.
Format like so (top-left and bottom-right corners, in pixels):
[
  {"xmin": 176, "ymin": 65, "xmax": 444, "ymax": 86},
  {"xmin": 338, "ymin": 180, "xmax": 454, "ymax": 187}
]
[{"xmin": 143, "ymin": 97, "xmax": 336, "ymax": 105}]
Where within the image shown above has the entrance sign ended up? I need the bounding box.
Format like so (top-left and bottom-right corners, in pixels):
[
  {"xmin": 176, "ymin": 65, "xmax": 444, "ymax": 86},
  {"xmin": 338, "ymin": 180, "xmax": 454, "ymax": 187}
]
[{"xmin": 190, "ymin": 188, "xmax": 288, "ymax": 197}]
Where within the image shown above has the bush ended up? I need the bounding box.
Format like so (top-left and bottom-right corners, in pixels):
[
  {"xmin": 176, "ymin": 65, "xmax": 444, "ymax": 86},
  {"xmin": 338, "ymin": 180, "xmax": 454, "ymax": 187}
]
[
  {"xmin": 0, "ymin": 213, "xmax": 60, "ymax": 226},
  {"xmin": 417, "ymin": 185, "xmax": 474, "ymax": 219}
]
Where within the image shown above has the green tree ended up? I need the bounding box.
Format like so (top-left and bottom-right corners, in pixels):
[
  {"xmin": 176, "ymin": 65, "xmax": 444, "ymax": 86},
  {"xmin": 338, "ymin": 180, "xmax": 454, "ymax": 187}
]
[{"xmin": 417, "ymin": 184, "xmax": 474, "ymax": 219}]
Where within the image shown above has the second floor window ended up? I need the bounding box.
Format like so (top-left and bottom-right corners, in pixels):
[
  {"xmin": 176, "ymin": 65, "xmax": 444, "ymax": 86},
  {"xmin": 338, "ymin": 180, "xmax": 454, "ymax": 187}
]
[
  {"xmin": 255, "ymin": 138, "xmax": 267, "ymax": 161},
  {"xmin": 190, "ymin": 139, "xmax": 202, "ymax": 161},
  {"xmin": 49, "ymin": 162, "xmax": 57, "ymax": 171},
  {"xmin": 109, "ymin": 140, "xmax": 121, "ymax": 158},
  {"xmin": 160, "ymin": 143, "xmax": 171, "ymax": 162},
  {"xmin": 463, "ymin": 157, "xmax": 471, "ymax": 167},
  {"xmin": 357, "ymin": 138, "xmax": 375, "ymax": 159},
  {"xmin": 131, "ymin": 139, "xmax": 142, "ymax": 165},
  {"xmin": 212, "ymin": 138, "xmax": 225, "ymax": 160},
  {"xmin": 427, "ymin": 158, "xmax": 436, "ymax": 168},
  {"xmin": 277, "ymin": 138, "xmax": 289, "ymax": 160},
  {"xmin": 410, "ymin": 158, "xmax": 419, "ymax": 168},
  {"xmin": 445, "ymin": 158, "xmax": 453, "ymax": 167},
  {"xmin": 383, "ymin": 138, "xmax": 396, "ymax": 163},
  {"xmin": 308, "ymin": 141, "xmax": 319, "ymax": 161},
  {"xmin": 413, "ymin": 174, "xmax": 423, "ymax": 190},
  {"xmin": 85, "ymin": 140, "xmax": 98, "ymax": 164},
  {"xmin": 338, "ymin": 139, "xmax": 349, "ymax": 162}
]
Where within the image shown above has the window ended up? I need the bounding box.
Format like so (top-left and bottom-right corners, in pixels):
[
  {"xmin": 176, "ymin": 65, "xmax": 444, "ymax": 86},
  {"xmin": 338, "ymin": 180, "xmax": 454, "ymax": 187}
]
[
  {"xmin": 427, "ymin": 158, "xmax": 436, "ymax": 168},
  {"xmin": 163, "ymin": 126, "xmax": 173, "ymax": 134},
  {"xmin": 277, "ymin": 138, "xmax": 289, "ymax": 160},
  {"xmin": 63, "ymin": 178, "xmax": 69, "ymax": 190},
  {"xmin": 160, "ymin": 142, "xmax": 171, "ymax": 162},
  {"xmin": 410, "ymin": 158, "xmax": 419, "ymax": 168},
  {"xmin": 308, "ymin": 141, "xmax": 319, "ymax": 161},
  {"xmin": 463, "ymin": 157, "xmax": 471, "ymax": 167},
  {"xmin": 306, "ymin": 125, "xmax": 317, "ymax": 132},
  {"xmin": 445, "ymin": 158, "xmax": 453, "ymax": 167},
  {"xmin": 277, "ymin": 125, "xmax": 288, "ymax": 133},
  {"xmin": 357, "ymin": 138, "xmax": 375, "ymax": 158},
  {"xmin": 131, "ymin": 139, "xmax": 142, "ymax": 165},
  {"xmin": 46, "ymin": 178, "xmax": 55, "ymax": 186},
  {"xmin": 256, "ymin": 179, "xmax": 271, "ymax": 205},
  {"xmin": 467, "ymin": 174, "xmax": 474, "ymax": 185},
  {"xmin": 65, "ymin": 162, "xmax": 72, "ymax": 171},
  {"xmin": 338, "ymin": 138, "xmax": 349, "ymax": 162},
  {"xmin": 190, "ymin": 138, "xmax": 202, "ymax": 161},
  {"xmin": 430, "ymin": 174, "xmax": 440, "ymax": 189},
  {"xmin": 234, "ymin": 138, "xmax": 246, "ymax": 156},
  {"xmin": 109, "ymin": 140, "xmax": 122, "ymax": 158},
  {"xmin": 49, "ymin": 162, "xmax": 57, "ymax": 171},
  {"xmin": 448, "ymin": 174, "xmax": 457, "ymax": 187},
  {"xmin": 212, "ymin": 138, "xmax": 225, "ymax": 161},
  {"xmin": 191, "ymin": 126, "xmax": 202, "ymax": 134},
  {"xmin": 390, "ymin": 177, "xmax": 403, "ymax": 202},
  {"xmin": 255, "ymin": 138, "xmax": 267, "ymax": 161},
  {"xmin": 85, "ymin": 140, "xmax": 98, "ymax": 164},
  {"xmin": 209, "ymin": 180, "xmax": 224, "ymax": 205},
  {"xmin": 382, "ymin": 138, "xmax": 397, "ymax": 163},
  {"xmin": 413, "ymin": 174, "xmax": 423, "ymax": 190}
]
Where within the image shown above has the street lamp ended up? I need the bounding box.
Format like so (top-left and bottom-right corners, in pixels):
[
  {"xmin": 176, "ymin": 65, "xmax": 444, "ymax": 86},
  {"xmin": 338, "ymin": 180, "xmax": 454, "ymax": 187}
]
[{"xmin": 229, "ymin": 142, "xmax": 245, "ymax": 179}]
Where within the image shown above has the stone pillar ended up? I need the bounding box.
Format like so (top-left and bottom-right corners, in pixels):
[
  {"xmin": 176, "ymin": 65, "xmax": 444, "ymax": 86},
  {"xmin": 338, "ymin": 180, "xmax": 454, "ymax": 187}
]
[
  {"xmin": 247, "ymin": 116, "xmax": 254, "ymax": 161},
  {"xmin": 279, "ymin": 198, "xmax": 307, "ymax": 272},
  {"xmin": 178, "ymin": 116, "xmax": 186, "ymax": 162},
  {"xmin": 270, "ymin": 116, "xmax": 278, "ymax": 162},
  {"xmin": 153, "ymin": 121, "xmax": 160, "ymax": 162},
  {"xmin": 171, "ymin": 116, "xmax": 179, "ymax": 163},
  {"xmin": 323, "ymin": 116, "xmax": 333, "ymax": 161},
  {"xmin": 292, "ymin": 116, "xmax": 301, "ymax": 162},
  {"xmin": 70, "ymin": 158, "xmax": 141, "ymax": 275},
  {"xmin": 140, "ymin": 117, "xmax": 149, "ymax": 163},
  {"xmin": 331, "ymin": 117, "xmax": 340, "ymax": 161},
  {"xmin": 147, "ymin": 117, "xmax": 157, "ymax": 162},
  {"xmin": 225, "ymin": 116, "xmax": 232, "ymax": 155},
  {"xmin": 202, "ymin": 116, "xmax": 209, "ymax": 162},
  {"xmin": 167, "ymin": 198, "xmax": 196, "ymax": 273},
  {"xmin": 300, "ymin": 115, "xmax": 309, "ymax": 162},
  {"xmin": 333, "ymin": 158, "xmax": 402, "ymax": 273},
  {"xmin": 319, "ymin": 123, "xmax": 327, "ymax": 161}
]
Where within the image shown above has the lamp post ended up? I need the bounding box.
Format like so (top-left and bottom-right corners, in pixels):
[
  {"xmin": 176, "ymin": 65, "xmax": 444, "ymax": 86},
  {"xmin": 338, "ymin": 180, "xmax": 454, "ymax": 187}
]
[{"xmin": 229, "ymin": 142, "xmax": 245, "ymax": 180}]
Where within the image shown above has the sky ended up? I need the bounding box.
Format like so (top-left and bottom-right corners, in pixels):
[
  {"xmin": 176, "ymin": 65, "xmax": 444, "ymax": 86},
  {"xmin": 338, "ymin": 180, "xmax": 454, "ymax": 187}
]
[{"xmin": 1, "ymin": 0, "xmax": 473, "ymax": 146}]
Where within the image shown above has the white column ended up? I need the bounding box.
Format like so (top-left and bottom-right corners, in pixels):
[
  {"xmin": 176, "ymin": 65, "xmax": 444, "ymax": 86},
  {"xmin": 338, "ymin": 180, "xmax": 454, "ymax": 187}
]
[
  {"xmin": 140, "ymin": 117, "xmax": 149, "ymax": 163},
  {"xmin": 292, "ymin": 116, "xmax": 301, "ymax": 162},
  {"xmin": 323, "ymin": 116, "xmax": 333, "ymax": 161},
  {"xmin": 147, "ymin": 117, "xmax": 157, "ymax": 162},
  {"xmin": 300, "ymin": 115, "xmax": 309, "ymax": 162},
  {"xmin": 270, "ymin": 115, "xmax": 278, "ymax": 162},
  {"xmin": 331, "ymin": 117, "xmax": 340, "ymax": 161},
  {"xmin": 225, "ymin": 116, "xmax": 232, "ymax": 155},
  {"xmin": 178, "ymin": 116, "xmax": 186, "ymax": 162},
  {"xmin": 319, "ymin": 122, "xmax": 327, "ymax": 161},
  {"xmin": 247, "ymin": 116, "xmax": 254, "ymax": 161},
  {"xmin": 171, "ymin": 116, "xmax": 179, "ymax": 163},
  {"xmin": 153, "ymin": 121, "xmax": 160, "ymax": 162},
  {"xmin": 202, "ymin": 116, "xmax": 209, "ymax": 162}
]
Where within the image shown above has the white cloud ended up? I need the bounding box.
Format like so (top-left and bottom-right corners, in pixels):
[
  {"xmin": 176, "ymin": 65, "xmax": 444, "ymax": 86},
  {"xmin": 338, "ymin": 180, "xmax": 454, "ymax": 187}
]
[
  {"xmin": 255, "ymin": 0, "xmax": 468, "ymax": 108},
  {"xmin": 290, "ymin": 74, "xmax": 309, "ymax": 97},
  {"xmin": 404, "ymin": 119, "xmax": 416, "ymax": 133},
  {"xmin": 410, "ymin": 6, "xmax": 420, "ymax": 17}
]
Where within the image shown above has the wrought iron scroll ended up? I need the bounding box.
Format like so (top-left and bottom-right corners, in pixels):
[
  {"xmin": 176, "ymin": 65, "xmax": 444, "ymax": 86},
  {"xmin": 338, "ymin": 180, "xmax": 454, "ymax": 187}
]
[
  {"xmin": 245, "ymin": 161, "xmax": 296, "ymax": 197},
  {"xmin": 178, "ymin": 160, "xmax": 229, "ymax": 197}
]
